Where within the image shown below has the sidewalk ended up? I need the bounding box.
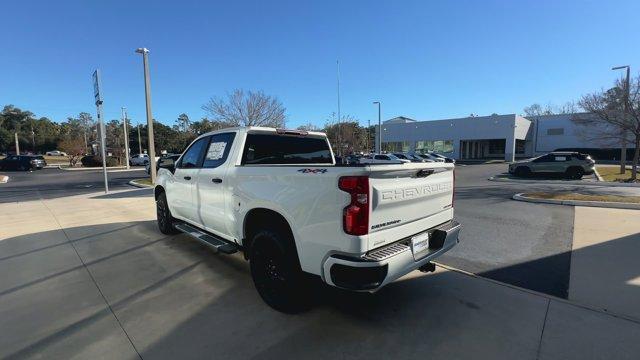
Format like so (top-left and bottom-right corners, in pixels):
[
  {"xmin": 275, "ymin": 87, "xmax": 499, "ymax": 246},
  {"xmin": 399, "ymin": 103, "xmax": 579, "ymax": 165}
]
[
  {"xmin": 570, "ymin": 206, "xmax": 640, "ymax": 321},
  {"xmin": 0, "ymin": 190, "xmax": 639, "ymax": 359}
]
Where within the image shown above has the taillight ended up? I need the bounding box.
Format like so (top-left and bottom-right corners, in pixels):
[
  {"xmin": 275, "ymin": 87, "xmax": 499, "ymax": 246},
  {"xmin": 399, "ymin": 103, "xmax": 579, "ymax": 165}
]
[{"xmin": 338, "ymin": 176, "xmax": 369, "ymax": 236}]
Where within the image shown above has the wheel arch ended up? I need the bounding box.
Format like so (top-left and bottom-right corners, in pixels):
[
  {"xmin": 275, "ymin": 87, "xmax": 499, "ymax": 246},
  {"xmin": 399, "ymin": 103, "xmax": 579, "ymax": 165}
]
[
  {"xmin": 242, "ymin": 208, "xmax": 297, "ymax": 261},
  {"xmin": 154, "ymin": 185, "xmax": 165, "ymax": 200}
]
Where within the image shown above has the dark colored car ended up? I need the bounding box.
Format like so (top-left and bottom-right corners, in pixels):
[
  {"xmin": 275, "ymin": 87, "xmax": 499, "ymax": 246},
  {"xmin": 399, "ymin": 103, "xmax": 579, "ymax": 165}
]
[
  {"xmin": 509, "ymin": 151, "xmax": 595, "ymax": 179},
  {"xmin": 0, "ymin": 155, "xmax": 45, "ymax": 171},
  {"xmin": 33, "ymin": 155, "xmax": 47, "ymax": 168}
]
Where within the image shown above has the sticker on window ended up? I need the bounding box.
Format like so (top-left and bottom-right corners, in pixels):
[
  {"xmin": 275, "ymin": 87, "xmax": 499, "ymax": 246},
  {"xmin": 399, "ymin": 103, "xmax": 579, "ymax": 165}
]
[{"xmin": 207, "ymin": 142, "xmax": 227, "ymax": 160}]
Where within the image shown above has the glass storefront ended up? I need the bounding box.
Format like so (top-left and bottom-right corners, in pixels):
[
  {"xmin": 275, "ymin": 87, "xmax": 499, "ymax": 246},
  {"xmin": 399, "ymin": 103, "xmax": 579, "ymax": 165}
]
[
  {"xmin": 381, "ymin": 141, "xmax": 410, "ymax": 152},
  {"xmin": 414, "ymin": 140, "xmax": 454, "ymax": 154}
]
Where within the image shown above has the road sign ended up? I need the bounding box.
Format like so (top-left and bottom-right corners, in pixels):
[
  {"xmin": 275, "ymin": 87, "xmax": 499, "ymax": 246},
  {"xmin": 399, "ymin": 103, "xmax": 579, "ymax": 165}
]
[{"xmin": 92, "ymin": 70, "xmax": 103, "ymax": 105}]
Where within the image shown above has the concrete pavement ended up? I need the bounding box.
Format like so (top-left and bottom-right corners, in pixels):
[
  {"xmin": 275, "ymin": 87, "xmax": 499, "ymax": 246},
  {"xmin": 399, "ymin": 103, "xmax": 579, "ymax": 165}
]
[
  {"xmin": 1, "ymin": 189, "xmax": 640, "ymax": 359},
  {"xmin": 570, "ymin": 206, "xmax": 640, "ymax": 321}
]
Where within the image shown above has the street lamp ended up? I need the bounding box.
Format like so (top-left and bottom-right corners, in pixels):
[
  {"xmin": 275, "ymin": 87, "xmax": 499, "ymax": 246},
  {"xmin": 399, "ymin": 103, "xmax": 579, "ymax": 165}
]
[
  {"xmin": 135, "ymin": 47, "xmax": 157, "ymax": 183},
  {"xmin": 373, "ymin": 101, "xmax": 381, "ymax": 153},
  {"xmin": 121, "ymin": 107, "xmax": 130, "ymax": 169},
  {"xmin": 612, "ymin": 65, "xmax": 630, "ymax": 174}
]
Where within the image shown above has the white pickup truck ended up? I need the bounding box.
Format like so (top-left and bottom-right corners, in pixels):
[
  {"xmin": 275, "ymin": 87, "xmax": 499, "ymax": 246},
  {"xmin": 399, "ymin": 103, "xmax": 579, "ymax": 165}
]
[{"xmin": 154, "ymin": 127, "xmax": 461, "ymax": 312}]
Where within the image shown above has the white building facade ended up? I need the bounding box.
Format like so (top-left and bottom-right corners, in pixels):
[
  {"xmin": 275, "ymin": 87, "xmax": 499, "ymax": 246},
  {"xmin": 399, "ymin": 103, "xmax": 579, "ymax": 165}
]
[{"xmin": 376, "ymin": 113, "xmax": 609, "ymax": 161}]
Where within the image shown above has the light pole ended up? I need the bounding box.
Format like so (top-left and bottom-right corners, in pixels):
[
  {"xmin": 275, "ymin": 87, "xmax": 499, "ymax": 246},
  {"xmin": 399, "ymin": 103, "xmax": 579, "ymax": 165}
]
[
  {"xmin": 367, "ymin": 119, "xmax": 370, "ymax": 153},
  {"xmin": 135, "ymin": 47, "xmax": 157, "ymax": 183},
  {"xmin": 612, "ymin": 65, "xmax": 630, "ymax": 174},
  {"xmin": 336, "ymin": 60, "xmax": 342, "ymax": 158},
  {"xmin": 121, "ymin": 107, "xmax": 131, "ymax": 169},
  {"xmin": 137, "ymin": 123, "xmax": 143, "ymax": 155},
  {"xmin": 373, "ymin": 101, "xmax": 381, "ymax": 153},
  {"xmin": 14, "ymin": 132, "xmax": 20, "ymax": 155},
  {"xmin": 31, "ymin": 127, "xmax": 36, "ymax": 153}
]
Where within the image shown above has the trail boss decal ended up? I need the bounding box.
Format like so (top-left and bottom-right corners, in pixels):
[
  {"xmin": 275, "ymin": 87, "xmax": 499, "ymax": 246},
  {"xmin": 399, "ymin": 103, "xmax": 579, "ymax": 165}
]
[
  {"xmin": 371, "ymin": 219, "xmax": 401, "ymax": 230},
  {"xmin": 297, "ymin": 168, "xmax": 327, "ymax": 174}
]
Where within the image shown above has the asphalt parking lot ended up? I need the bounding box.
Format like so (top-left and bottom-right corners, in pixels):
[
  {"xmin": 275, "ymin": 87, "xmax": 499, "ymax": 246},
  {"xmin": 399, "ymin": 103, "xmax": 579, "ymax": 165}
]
[{"xmin": 0, "ymin": 167, "xmax": 147, "ymax": 203}]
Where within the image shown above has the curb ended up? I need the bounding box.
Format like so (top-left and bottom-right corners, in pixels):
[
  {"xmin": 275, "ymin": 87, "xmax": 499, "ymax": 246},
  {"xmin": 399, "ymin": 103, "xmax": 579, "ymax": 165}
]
[
  {"xmin": 512, "ymin": 193, "xmax": 640, "ymax": 210},
  {"xmin": 593, "ymin": 168, "xmax": 604, "ymax": 182},
  {"xmin": 128, "ymin": 179, "xmax": 154, "ymax": 188},
  {"xmin": 489, "ymin": 176, "xmax": 640, "ymax": 188},
  {"xmin": 58, "ymin": 165, "xmax": 128, "ymax": 171},
  {"xmin": 58, "ymin": 166, "xmax": 144, "ymax": 173},
  {"xmin": 0, "ymin": 175, "xmax": 8, "ymax": 184}
]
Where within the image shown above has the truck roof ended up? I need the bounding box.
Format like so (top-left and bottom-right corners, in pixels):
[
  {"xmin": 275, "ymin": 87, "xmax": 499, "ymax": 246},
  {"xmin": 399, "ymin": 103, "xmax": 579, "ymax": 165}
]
[{"xmin": 198, "ymin": 126, "xmax": 328, "ymax": 139}]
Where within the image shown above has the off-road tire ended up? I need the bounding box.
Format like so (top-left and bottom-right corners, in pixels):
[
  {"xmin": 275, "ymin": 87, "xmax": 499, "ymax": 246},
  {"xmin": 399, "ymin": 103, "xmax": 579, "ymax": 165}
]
[
  {"xmin": 156, "ymin": 192, "xmax": 179, "ymax": 234},
  {"xmin": 249, "ymin": 229, "xmax": 310, "ymax": 313}
]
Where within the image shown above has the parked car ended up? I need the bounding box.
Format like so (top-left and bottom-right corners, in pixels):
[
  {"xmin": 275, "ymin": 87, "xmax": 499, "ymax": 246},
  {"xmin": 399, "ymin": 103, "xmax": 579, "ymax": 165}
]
[
  {"xmin": 45, "ymin": 150, "xmax": 67, "ymax": 156},
  {"xmin": 393, "ymin": 153, "xmax": 426, "ymax": 163},
  {"xmin": 345, "ymin": 154, "xmax": 362, "ymax": 164},
  {"xmin": 411, "ymin": 153, "xmax": 435, "ymax": 162},
  {"xmin": 428, "ymin": 152, "xmax": 455, "ymax": 164},
  {"xmin": 359, "ymin": 153, "xmax": 410, "ymax": 164},
  {"xmin": 417, "ymin": 153, "xmax": 446, "ymax": 162},
  {"xmin": 33, "ymin": 155, "xmax": 47, "ymax": 167},
  {"xmin": 154, "ymin": 127, "xmax": 460, "ymax": 312},
  {"xmin": 0, "ymin": 155, "xmax": 45, "ymax": 171},
  {"xmin": 130, "ymin": 153, "xmax": 150, "ymax": 166},
  {"xmin": 146, "ymin": 154, "xmax": 181, "ymax": 175},
  {"xmin": 509, "ymin": 151, "xmax": 595, "ymax": 179}
]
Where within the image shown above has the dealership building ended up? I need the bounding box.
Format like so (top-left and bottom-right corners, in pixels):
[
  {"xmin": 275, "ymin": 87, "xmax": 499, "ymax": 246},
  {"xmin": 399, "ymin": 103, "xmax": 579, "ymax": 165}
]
[{"xmin": 375, "ymin": 113, "xmax": 608, "ymax": 161}]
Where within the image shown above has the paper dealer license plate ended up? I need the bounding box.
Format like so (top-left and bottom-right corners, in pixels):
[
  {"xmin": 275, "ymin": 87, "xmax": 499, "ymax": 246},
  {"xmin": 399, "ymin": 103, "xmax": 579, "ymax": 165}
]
[{"xmin": 411, "ymin": 231, "xmax": 430, "ymax": 260}]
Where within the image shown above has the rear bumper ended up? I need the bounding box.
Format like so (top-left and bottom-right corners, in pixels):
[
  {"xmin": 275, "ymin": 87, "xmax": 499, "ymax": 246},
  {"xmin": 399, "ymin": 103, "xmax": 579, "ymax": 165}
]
[{"xmin": 322, "ymin": 220, "xmax": 461, "ymax": 291}]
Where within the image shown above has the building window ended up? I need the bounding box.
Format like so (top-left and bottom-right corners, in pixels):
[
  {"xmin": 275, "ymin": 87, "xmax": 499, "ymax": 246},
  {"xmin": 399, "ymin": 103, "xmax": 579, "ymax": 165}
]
[
  {"xmin": 415, "ymin": 140, "xmax": 453, "ymax": 153},
  {"xmin": 381, "ymin": 141, "xmax": 410, "ymax": 152},
  {"xmin": 516, "ymin": 139, "xmax": 526, "ymax": 154},
  {"xmin": 488, "ymin": 139, "xmax": 505, "ymax": 154},
  {"xmin": 546, "ymin": 128, "xmax": 564, "ymax": 135}
]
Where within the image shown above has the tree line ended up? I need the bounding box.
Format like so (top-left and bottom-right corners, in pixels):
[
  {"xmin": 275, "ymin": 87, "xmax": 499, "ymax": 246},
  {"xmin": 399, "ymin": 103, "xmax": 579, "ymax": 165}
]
[{"xmin": 0, "ymin": 88, "xmax": 375, "ymax": 164}]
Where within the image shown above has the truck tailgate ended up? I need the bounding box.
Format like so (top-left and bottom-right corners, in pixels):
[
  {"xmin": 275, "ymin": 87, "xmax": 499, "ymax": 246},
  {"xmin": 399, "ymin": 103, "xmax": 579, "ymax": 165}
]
[{"xmin": 367, "ymin": 164, "xmax": 454, "ymax": 248}]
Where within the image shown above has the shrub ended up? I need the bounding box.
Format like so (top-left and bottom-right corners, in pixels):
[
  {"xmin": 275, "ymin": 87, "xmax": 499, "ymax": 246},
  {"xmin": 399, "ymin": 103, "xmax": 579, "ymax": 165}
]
[{"xmin": 80, "ymin": 155, "xmax": 118, "ymax": 167}]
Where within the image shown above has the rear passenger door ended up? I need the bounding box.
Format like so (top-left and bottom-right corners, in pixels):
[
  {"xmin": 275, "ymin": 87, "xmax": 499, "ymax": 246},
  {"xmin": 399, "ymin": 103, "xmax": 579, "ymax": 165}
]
[
  {"xmin": 196, "ymin": 132, "xmax": 236, "ymax": 238},
  {"xmin": 531, "ymin": 154, "xmax": 554, "ymax": 172},
  {"xmin": 167, "ymin": 136, "xmax": 209, "ymax": 222}
]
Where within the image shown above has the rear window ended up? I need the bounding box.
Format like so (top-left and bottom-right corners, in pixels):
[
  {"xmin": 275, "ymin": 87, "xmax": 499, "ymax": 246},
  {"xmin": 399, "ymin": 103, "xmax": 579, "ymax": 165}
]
[{"xmin": 242, "ymin": 133, "xmax": 333, "ymax": 165}]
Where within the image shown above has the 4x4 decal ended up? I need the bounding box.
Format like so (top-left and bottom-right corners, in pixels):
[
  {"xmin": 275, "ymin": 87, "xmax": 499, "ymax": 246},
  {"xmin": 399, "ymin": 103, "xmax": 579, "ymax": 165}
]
[{"xmin": 297, "ymin": 168, "xmax": 327, "ymax": 174}]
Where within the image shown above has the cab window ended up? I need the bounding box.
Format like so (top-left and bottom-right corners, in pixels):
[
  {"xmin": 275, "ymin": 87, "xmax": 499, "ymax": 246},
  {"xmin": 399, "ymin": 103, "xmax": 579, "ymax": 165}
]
[
  {"xmin": 178, "ymin": 137, "xmax": 209, "ymax": 169},
  {"xmin": 203, "ymin": 133, "xmax": 236, "ymax": 168}
]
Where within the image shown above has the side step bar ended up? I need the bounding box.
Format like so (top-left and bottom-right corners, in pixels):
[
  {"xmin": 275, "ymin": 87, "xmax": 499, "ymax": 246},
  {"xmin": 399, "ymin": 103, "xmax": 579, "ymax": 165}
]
[{"xmin": 174, "ymin": 223, "xmax": 239, "ymax": 254}]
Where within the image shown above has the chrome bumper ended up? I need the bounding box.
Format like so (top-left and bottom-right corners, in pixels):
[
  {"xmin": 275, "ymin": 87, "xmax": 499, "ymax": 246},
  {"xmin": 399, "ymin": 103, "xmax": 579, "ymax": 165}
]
[{"xmin": 322, "ymin": 220, "xmax": 462, "ymax": 291}]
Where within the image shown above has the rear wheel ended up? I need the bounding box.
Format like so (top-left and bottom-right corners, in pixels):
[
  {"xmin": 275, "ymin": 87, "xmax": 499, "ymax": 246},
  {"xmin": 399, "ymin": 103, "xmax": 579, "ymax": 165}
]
[
  {"xmin": 250, "ymin": 229, "xmax": 310, "ymax": 313},
  {"xmin": 566, "ymin": 167, "xmax": 584, "ymax": 180},
  {"xmin": 156, "ymin": 192, "xmax": 179, "ymax": 234},
  {"xmin": 514, "ymin": 166, "xmax": 530, "ymax": 178}
]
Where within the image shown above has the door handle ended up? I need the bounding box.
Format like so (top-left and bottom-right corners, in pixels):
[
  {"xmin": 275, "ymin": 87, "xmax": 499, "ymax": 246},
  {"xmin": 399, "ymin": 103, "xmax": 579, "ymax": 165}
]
[
  {"xmin": 184, "ymin": 176, "xmax": 191, "ymax": 180},
  {"xmin": 212, "ymin": 178, "xmax": 223, "ymax": 184}
]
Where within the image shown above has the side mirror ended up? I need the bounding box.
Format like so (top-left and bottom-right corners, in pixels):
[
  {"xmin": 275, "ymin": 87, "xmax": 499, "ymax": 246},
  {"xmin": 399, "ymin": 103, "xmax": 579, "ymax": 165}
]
[{"xmin": 158, "ymin": 159, "xmax": 176, "ymax": 174}]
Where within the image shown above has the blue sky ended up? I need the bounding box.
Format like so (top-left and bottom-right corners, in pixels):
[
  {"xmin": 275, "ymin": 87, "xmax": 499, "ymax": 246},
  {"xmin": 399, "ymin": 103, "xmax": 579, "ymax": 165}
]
[{"xmin": 2, "ymin": 0, "xmax": 639, "ymax": 129}]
